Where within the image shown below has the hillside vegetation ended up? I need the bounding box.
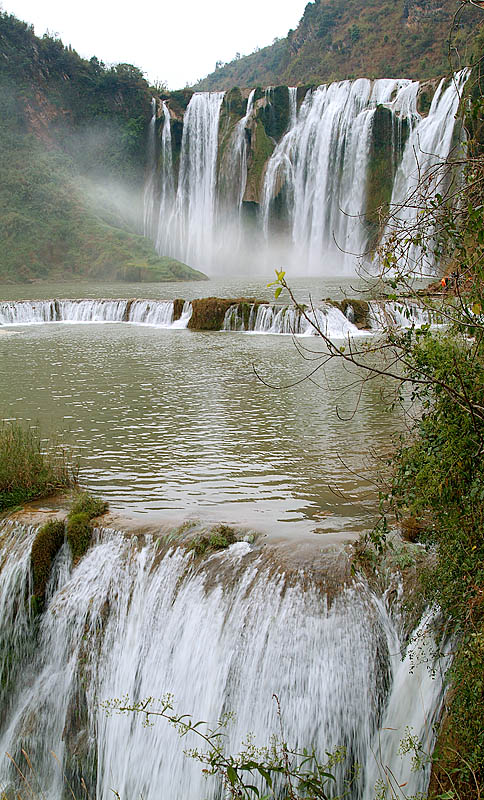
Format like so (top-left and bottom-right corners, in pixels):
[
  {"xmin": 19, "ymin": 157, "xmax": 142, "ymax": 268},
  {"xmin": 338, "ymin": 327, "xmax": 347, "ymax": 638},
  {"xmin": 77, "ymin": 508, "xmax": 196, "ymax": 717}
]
[
  {"xmin": 0, "ymin": 12, "xmax": 203, "ymax": 283},
  {"xmin": 196, "ymin": 0, "xmax": 482, "ymax": 90}
]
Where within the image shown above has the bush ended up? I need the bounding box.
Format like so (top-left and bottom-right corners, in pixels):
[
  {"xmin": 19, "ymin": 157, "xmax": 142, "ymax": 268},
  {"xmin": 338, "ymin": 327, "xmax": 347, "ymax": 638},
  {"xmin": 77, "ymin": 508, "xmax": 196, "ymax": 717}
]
[{"xmin": 0, "ymin": 421, "xmax": 76, "ymax": 511}]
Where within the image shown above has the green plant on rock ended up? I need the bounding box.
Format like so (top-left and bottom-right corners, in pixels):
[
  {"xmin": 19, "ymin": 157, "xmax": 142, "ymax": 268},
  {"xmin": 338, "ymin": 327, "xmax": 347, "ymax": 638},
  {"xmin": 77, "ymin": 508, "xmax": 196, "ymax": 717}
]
[
  {"xmin": 187, "ymin": 525, "xmax": 238, "ymax": 557},
  {"xmin": 70, "ymin": 491, "xmax": 108, "ymax": 519},
  {"xmin": 64, "ymin": 491, "xmax": 108, "ymax": 563}
]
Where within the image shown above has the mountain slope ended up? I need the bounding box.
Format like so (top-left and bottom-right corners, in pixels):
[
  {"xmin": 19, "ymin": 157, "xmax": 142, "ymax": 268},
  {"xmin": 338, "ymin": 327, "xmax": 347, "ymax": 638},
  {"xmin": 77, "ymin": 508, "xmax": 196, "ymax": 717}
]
[
  {"xmin": 0, "ymin": 12, "xmax": 204, "ymax": 283},
  {"xmin": 196, "ymin": 0, "xmax": 482, "ymax": 90}
]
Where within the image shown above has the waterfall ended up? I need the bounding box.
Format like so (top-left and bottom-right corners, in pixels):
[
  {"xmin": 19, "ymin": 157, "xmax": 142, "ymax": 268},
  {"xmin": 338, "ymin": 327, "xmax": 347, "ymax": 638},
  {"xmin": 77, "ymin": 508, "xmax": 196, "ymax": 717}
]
[
  {"xmin": 368, "ymin": 299, "xmax": 439, "ymax": 330},
  {"xmin": 231, "ymin": 89, "xmax": 256, "ymax": 214},
  {"xmin": 379, "ymin": 70, "xmax": 469, "ymax": 276},
  {"xmin": 148, "ymin": 74, "xmax": 466, "ymax": 278},
  {"xmin": 0, "ymin": 521, "xmax": 447, "ymax": 800},
  {"xmin": 261, "ymin": 79, "xmax": 413, "ymax": 275},
  {"xmin": 143, "ymin": 97, "xmax": 157, "ymax": 239},
  {"xmin": 169, "ymin": 91, "xmax": 225, "ymax": 269},
  {"xmin": 222, "ymin": 302, "xmax": 365, "ymax": 337},
  {"xmin": 155, "ymin": 101, "xmax": 175, "ymax": 256},
  {"xmin": 0, "ymin": 300, "xmax": 192, "ymax": 328},
  {"xmin": 0, "ymin": 298, "xmax": 441, "ymax": 334},
  {"xmin": 363, "ymin": 608, "xmax": 450, "ymax": 799},
  {"xmin": 171, "ymin": 300, "xmax": 193, "ymax": 328}
]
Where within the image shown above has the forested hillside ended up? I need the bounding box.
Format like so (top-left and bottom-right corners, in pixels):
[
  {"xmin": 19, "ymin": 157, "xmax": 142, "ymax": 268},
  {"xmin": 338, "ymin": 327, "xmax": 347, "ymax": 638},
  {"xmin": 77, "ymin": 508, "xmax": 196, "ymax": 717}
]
[
  {"xmin": 0, "ymin": 12, "xmax": 203, "ymax": 283},
  {"xmin": 196, "ymin": 0, "xmax": 482, "ymax": 90}
]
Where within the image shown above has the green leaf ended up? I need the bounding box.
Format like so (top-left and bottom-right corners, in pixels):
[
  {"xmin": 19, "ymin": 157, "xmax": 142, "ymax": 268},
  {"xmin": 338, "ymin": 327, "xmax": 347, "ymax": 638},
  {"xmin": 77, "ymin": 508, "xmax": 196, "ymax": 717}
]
[
  {"xmin": 274, "ymin": 286, "xmax": 282, "ymax": 299},
  {"xmin": 227, "ymin": 765, "xmax": 238, "ymax": 786},
  {"xmin": 256, "ymin": 767, "xmax": 273, "ymax": 787}
]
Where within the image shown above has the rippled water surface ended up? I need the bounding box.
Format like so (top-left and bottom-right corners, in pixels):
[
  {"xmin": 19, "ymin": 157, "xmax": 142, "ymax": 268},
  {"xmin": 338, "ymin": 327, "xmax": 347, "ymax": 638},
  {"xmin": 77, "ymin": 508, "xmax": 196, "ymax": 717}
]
[
  {"xmin": 0, "ymin": 276, "xmax": 367, "ymax": 303},
  {"xmin": 0, "ymin": 281, "xmax": 402, "ymax": 534}
]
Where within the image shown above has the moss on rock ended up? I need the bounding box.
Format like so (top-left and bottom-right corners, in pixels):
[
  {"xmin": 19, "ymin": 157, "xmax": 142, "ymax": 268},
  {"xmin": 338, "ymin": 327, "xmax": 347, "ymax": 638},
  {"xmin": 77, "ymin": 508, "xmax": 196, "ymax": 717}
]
[
  {"xmin": 244, "ymin": 119, "xmax": 275, "ymax": 204},
  {"xmin": 340, "ymin": 299, "xmax": 370, "ymax": 328},
  {"xmin": 328, "ymin": 298, "xmax": 370, "ymax": 329},
  {"xmin": 188, "ymin": 297, "xmax": 261, "ymax": 331},
  {"xmin": 30, "ymin": 519, "xmax": 65, "ymax": 606},
  {"xmin": 173, "ymin": 298, "xmax": 185, "ymax": 321},
  {"xmin": 259, "ymin": 86, "xmax": 290, "ymax": 142},
  {"xmin": 365, "ymin": 105, "xmax": 408, "ymax": 252},
  {"xmin": 66, "ymin": 512, "xmax": 92, "ymax": 563}
]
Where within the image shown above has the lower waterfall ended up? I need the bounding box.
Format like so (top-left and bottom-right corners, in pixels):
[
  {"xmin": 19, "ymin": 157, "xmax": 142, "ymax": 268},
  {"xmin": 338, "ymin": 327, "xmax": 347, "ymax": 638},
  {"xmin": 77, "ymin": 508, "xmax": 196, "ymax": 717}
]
[
  {"xmin": 0, "ymin": 521, "xmax": 447, "ymax": 800},
  {"xmin": 0, "ymin": 299, "xmax": 193, "ymax": 328}
]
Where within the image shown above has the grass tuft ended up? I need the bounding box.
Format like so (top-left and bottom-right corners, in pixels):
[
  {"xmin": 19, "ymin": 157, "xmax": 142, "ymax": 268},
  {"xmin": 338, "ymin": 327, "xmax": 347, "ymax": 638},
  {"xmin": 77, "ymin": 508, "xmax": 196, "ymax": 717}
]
[
  {"xmin": 70, "ymin": 491, "xmax": 108, "ymax": 519},
  {"xmin": 0, "ymin": 420, "xmax": 77, "ymax": 511}
]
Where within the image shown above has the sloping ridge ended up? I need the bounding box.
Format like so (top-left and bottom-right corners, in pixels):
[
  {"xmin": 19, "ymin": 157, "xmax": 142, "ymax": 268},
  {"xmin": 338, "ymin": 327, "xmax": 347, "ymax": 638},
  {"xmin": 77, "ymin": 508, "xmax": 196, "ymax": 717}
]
[{"xmin": 196, "ymin": 0, "xmax": 482, "ymax": 90}]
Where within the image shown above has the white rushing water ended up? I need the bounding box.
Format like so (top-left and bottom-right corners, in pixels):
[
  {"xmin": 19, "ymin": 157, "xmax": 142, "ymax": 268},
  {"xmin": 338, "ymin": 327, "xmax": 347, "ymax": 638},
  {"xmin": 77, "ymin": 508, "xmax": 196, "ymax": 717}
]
[
  {"xmin": 170, "ymin": 91, "xmax": 225, "ymax": 269},
  {"xmin": 143, "ymin": 97, "xmax": 158, "ymax": 239},
  {"xmin": 0, "ymin": 298, "xmax": 443, "ymax": 335},
  {"xmin": 0, "ymin": 300, "xmax": 193, "ymax": 328},
  {"xmin": 0, "ymin": 522, "xmax": 447, "ymax": 800},
  {"xmin": 378, "ymin": 70, "xmax": 469, "ymax": 277},
  {"xmin": 261, "ymin": 79, "xmax": 412, "ymax": 275},
  {"xmin": 222, "ymin": 302, "xmax": 365, "ymax": 338},
  {"xmin": 155, "ymin": 101, "xmax": 175, "ymax": 256},
  {"xmin": 147, "ymin": 76, "xmax": 465, "ymax": 278},
  {"xmin": 228, "ymin": 88, "xmax": 257, "ymax": 217},
  {"xmin": 368, "ymin": 299, "xmax": 438, "ymax": 330}
]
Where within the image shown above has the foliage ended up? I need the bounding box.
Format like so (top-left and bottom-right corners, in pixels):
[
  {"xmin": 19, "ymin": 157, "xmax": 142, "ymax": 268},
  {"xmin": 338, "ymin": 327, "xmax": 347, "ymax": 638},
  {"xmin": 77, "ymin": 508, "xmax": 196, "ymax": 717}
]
[
  {"xmin": 103, "ymin": 694, "xmax": 356, "ymax": 800},
  {"xmin": 0, "ymin": 13, "xmax": 207, "ymax": 283},
  {"xmin": 361, "ymin": 65, "xmax": 484, "ymax": 798},
  {"xmin": 388, "ymin": 328, "xmax": 484, "ymax": 796},
  {"xmin": 0, "ymin": 87, "xmax": 202, "ymax": 282},
  {"xmin": 0, "ymin": 420, "xmax": 76, "ymax": 511},
  {"xmin": 0, "ymin": 12, "xmax": 151, "ymax": 173}
]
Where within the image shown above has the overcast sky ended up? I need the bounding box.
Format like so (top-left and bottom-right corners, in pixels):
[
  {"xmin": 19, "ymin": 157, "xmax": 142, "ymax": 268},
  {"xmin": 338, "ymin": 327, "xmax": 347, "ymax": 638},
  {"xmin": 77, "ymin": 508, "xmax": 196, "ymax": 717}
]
[{"xmin": 2, "ymin": 0, "xmax": 308, "ymax": 88}]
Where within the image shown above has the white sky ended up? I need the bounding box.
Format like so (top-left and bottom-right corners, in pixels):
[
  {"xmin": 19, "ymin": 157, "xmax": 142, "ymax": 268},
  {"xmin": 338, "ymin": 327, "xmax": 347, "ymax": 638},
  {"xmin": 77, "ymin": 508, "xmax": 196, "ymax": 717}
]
[{"xmin": 2, "ymin": 0, "xmax": 308, "ymax": 89}]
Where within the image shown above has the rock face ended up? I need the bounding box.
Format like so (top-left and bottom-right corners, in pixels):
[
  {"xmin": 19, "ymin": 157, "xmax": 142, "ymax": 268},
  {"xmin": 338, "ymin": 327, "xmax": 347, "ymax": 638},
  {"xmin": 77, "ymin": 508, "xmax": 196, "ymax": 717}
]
[{"xmin": 187, "ymin": 297, "xmax": 264, "ymax": 330}]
